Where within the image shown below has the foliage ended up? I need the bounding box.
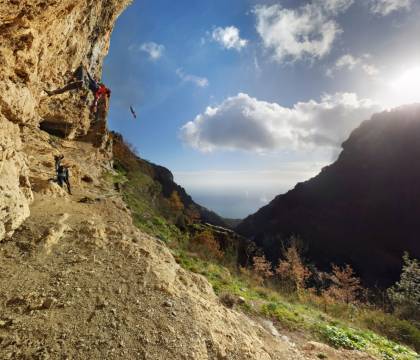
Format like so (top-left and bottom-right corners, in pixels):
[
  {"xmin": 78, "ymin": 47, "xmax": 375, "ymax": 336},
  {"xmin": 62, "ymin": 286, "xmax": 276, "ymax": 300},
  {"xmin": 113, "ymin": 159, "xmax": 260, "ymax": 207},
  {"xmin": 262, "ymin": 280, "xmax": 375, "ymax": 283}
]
[
  {"xmin": 169, "ymin": 190, "xmax": 184, "ymax": 212},
  {"xmin": 191, "ymin": 230, "xmax": 224, "ymax": 259},
  {"xmin": 319, "ymin": 324, "xmax": 367, "ymax": 350},
  {"xmin": 388, "ymin": 253, "xmax": 420, "ymax": 322},
  {"xmin": 361, "ymin": 310, "xmax": 420, "ymax": 352},
  {"xmin": 275, "ymin": 239, "xmax": 311, "ymax": 295},
  {"xmin": 327, "ymin": 264, "xmax": 363, "ymax": 304},
  {"xmin": 253, "ymin": 255, "xmax": 273, "ymax": 285},
  {"xmin": 174, "ymin": 249, "xmax": 419, "ymax": 359}
]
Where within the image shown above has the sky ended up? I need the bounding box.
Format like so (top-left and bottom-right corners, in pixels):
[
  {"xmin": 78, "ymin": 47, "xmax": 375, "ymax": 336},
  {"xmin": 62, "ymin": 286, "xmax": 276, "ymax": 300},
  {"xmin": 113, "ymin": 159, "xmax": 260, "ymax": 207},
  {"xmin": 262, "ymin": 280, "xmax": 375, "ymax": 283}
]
[{"xmin": 103, "ymin": 0, "xmax": 420, "ymax": 219}]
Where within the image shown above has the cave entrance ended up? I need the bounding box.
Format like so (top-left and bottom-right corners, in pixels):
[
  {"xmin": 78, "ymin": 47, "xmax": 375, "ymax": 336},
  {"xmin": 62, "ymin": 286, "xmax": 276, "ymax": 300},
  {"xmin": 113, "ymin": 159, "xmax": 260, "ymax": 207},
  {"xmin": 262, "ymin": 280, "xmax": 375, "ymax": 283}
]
[{"xmin": 39, "ymin": 120, "xmax": 71, "ymax": 138}]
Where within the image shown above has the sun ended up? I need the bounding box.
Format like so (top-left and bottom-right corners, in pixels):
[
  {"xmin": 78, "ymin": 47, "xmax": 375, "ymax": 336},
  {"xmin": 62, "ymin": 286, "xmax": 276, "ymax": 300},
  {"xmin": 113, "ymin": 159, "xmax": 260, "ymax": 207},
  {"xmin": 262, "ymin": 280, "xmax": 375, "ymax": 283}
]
[{"xmin": 390, "ymin": 67, "xmax": 420, "ymax": 105}]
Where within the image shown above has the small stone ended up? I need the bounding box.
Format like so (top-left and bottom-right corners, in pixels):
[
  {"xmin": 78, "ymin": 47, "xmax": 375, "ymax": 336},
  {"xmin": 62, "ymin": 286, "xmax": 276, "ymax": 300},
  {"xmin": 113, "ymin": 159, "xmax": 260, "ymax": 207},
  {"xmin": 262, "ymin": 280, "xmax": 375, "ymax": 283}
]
[
  {"xmin": 163, "ymin": 300, "xmax": 173, "ymax": 308},
  {"xmin": 96, "ymin": 296, "xmax": 108, "ymax": 309},
  {"xmin": 237, "ymin": 296, "xmax": 246, "ymax": 304},
  {"xmin": 41, "ymin": 297, "xmax": 57, "ymax": 309}
]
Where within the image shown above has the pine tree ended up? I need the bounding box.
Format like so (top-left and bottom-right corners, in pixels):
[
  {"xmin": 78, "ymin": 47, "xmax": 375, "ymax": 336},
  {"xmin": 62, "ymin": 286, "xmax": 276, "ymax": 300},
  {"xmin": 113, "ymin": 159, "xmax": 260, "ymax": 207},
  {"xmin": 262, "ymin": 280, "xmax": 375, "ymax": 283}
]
[{"xmin": 388, "ymin": 252, "xmax": 420, "ymax": 320}]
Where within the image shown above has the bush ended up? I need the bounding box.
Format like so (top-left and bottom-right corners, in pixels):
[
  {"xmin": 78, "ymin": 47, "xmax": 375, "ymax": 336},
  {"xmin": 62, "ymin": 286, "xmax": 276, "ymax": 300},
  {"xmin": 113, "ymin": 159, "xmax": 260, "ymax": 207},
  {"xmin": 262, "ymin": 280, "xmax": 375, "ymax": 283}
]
[
  {"xmin": 219, "ymin": 293, "xmax": 237, "ymax": 308},
  {"xmin": 361, "ymin": 311, "xmax": 420, "ymax": 351},
  {"xmin": 275, "ymin": 239, "xmax": 311, "ymax": 295},
  {"xmin": 388, "ymin": 252, "xmax": 420, "ymax": 322},
  {"xmin": 191, "ymin": 230, "xmax": 223, "ymax": 260}
]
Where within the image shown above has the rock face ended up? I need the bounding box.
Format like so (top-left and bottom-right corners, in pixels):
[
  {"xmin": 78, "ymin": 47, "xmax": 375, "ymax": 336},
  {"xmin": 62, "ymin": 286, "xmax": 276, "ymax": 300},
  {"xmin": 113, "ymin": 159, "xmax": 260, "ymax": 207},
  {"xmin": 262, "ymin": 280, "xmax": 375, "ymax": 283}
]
[
  {"xmin": 237, "ymin": 104, "xmax": 420, "ymax": 286},
  {"xmin": 0, "ymin": 0, "xmax": 128, "ymax": 240},
  {"xmin": 0, "ymin": 117, "xmax": 32, "ymax": 239}
]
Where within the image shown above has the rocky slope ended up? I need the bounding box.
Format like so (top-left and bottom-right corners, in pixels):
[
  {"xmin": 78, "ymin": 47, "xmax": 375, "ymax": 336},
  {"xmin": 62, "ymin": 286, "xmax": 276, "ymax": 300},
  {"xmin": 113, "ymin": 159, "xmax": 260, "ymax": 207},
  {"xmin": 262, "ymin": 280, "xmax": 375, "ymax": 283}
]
[
  {"xmin": 237, "ymin": 104, "xmax": 420, "ymax": 286},
  {"xmin": 0, "ymin": 2, "xmax": 364, "ymax": 359}
]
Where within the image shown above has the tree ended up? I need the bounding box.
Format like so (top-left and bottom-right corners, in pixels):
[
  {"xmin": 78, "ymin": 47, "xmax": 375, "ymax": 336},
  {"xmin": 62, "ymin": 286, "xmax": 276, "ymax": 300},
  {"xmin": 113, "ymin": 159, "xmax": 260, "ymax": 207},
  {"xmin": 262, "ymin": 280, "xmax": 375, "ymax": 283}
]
[
  {"xmin": 388, "ymin": 252, "xmax": 420, "ymax": 320},
  {"xmin": 191, "ymin": 230, "xmax": 223, "ymax": 259},
  {"xmin": 169, "ymin": 191, "xmax": 184, "ymax": 212},
  {"xmin": 253, "ymin": 255, "xmax": 273, "ymax": 285},
  {"xmin": 275, "ymin": 239, "xmax": 311, "ymax": 295},
  {"xmin": 327, "ymin": 264, "xmax": 362, "ymax": 304}
]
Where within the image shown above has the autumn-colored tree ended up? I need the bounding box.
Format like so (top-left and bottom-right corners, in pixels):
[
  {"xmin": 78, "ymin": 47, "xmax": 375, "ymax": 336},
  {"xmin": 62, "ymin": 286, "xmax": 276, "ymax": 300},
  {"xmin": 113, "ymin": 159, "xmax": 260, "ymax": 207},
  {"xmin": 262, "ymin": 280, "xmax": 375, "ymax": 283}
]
[
  {"xmin": 191, "ymin": 230, "xmax": 223, "ymax": 259},
  {"xmin": 185, "ymin": 206, "xmax": 201, "ymax": 223},
  {"xmin": 275, "ymin": 240, "xmax": 311, "ymax": 295},
  {"xmin": 327, "ymin": 264, "xmax": 362, "ymax": 304},
  {"xmin": 253, "ymin": 255, "xmax": 273, "ymax": 285},
  {"xmin": 169, "ymin": 191, "xmax": 184, "ymax": 212}
]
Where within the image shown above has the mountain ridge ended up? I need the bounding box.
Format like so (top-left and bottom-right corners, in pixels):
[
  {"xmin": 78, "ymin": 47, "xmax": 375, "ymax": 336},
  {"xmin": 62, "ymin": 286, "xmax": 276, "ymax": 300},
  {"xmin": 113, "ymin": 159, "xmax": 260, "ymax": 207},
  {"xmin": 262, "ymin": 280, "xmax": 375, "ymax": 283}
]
[{"xmin": 237, "ymin": 104, "xmax": 420, "ymax": 286}]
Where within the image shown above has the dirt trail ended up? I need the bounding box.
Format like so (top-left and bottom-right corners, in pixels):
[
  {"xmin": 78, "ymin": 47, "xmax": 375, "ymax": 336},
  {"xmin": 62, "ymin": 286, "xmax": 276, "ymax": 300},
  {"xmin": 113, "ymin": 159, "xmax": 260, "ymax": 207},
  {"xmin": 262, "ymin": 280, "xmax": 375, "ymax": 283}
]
[{"xmin": 0, "ymin": 129, "xmax": 381, "ymax": 360}]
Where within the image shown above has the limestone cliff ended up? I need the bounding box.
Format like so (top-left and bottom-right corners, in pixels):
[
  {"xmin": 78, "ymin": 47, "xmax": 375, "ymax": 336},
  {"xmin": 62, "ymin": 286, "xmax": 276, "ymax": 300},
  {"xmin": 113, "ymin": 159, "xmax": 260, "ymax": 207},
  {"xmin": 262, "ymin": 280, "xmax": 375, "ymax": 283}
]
[{"xmin": 0, "ymin": 0, "xmax": 128, "ymax": 240}]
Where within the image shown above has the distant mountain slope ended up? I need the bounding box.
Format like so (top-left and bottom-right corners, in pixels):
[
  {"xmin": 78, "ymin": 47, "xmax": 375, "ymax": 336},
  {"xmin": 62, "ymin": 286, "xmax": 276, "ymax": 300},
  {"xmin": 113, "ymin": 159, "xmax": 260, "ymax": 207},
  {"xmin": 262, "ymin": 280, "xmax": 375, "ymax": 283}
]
[
  {"xmin": 111, "ymin": 132, "xmax": 227, "ymax": 229},
  {"xmin": 237, "ymin": 104, "xmax": 420, "ymax": 286}
]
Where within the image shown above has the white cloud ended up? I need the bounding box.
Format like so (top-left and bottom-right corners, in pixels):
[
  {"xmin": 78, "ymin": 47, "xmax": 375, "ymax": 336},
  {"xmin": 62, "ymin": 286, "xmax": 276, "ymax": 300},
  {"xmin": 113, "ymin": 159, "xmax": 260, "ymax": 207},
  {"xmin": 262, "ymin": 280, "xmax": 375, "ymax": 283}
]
[
  {"xmin": 336, "ymin": 54, "xmax": 360, "ymax": 70},
  {"xmin": 327, "ymin": 54, "xmax": 380, "ymax": 77},
  {"xmin": 369, "ymin": 0, "xmax": 413, "ymax": 15},
  {"xmin": 129, "ymin": 42, "xmax": 165, "ymax": 60},
  {"xmin": 362, "ymin": 64, "xmax": 380, "ymax": 76},
  {"xmin": 176, "ymin": 68, "xmax": 209, "ymax": 88},
  {"xmin": 254, "ymin": 1, "xmax": 354, "ymax": 63},
  {"xmin": 180, "ymin": 92, "xmax": 381, "ymax": 153},
  {"xmin": 212, "ymin": 26, "xmax": 248, "ymax": 51}
]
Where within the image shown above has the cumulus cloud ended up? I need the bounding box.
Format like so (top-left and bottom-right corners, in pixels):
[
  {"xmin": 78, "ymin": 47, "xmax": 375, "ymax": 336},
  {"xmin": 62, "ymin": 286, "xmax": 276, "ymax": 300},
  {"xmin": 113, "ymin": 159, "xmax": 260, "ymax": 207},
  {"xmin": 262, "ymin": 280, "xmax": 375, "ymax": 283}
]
[
  {"xmin": 212, "ymin": 26, "xmax": 248, "ymax": 51},
  {"xmin": 176, "ymin": 68, "xmax": 209, "ymax": 88},
  {"xmin": 254, "ymin": 0, "xmax": 354, "ymax": 63},
  {"xmin": 327, "ymin": 54, "xmax": 380, "ymax": 77},
  {"xmin": 129, "ymin": 42, "xmax": 165, "ymax": 60},
  {"xmin": 369, "ymin": 0, "xmax": 413, "ymax": 15},
  {"xmin": 180, "ymin": 92, "xmax": 381, "ymax": 153}
]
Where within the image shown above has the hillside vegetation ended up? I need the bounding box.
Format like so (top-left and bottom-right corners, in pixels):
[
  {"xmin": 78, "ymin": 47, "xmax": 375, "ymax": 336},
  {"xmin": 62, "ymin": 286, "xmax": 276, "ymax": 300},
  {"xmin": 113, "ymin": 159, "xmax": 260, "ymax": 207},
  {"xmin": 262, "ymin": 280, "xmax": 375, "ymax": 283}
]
[{"xmin": 112, "ymin": 133, "xmax": 420, "ymax": 360}]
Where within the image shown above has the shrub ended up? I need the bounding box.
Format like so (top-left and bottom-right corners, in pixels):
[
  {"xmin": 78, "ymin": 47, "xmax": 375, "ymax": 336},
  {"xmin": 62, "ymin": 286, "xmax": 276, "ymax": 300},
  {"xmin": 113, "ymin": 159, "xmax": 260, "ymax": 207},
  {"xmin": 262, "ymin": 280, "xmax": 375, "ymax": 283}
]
[
  {"xmin": 361, "ymin": 310, "xmax": 420, "ymax": 351},
  {"xmin": 252, "ymin": 255, "xmax": 274, "ymax": 285},
  {"xmin": 319, "ymin": 324, "xmax": 367, "ymax": 350},
  {"xmin": 275, "ymin": 239, "xmax": 311, "ymax": 295},
  {"xmin": 326, "ymin": 264, "xmax": 363, "ymax": 304},
  {"xmin": 388, "ymin": 252, "xmax": 420, "ymax": 322},
  {"xmin": 191, "ymin": 230, "xmax": 223, "ymax": 260},
  {"xmin": 219, "ymin": 293, "xmax": 237, "ymax": 308},
  {"xmin": 169, "ymin": 190, "xmax": 184, "ymax": 212}
]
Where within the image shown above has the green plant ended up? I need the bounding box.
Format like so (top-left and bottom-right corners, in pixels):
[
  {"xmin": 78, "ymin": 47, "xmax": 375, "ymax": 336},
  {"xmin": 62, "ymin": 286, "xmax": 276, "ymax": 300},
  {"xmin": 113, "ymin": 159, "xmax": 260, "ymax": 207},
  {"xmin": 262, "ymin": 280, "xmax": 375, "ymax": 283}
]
[
  {"xmin": 319, "ymin": 324, "xmax": 367, "ymax": 350},
  {"xmin": 388, "ymin": 252, "xmax": 420, "ymax": 322}
]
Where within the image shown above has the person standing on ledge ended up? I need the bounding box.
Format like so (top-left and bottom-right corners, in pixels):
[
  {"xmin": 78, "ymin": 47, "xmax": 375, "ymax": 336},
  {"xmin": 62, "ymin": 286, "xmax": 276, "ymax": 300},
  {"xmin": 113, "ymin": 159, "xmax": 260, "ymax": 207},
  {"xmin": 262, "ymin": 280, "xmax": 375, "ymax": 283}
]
[{"xmin": 54, "ymin": 155, "xmax": 72, "ymax": 195}]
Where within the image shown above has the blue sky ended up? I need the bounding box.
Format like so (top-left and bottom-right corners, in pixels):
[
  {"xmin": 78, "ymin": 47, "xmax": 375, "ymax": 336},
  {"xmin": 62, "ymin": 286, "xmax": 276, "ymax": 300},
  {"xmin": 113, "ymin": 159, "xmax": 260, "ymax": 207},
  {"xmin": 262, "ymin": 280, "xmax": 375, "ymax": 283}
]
[{"xmin": 103, "ymin": 0, "xmax": 420, "ymax": 218}]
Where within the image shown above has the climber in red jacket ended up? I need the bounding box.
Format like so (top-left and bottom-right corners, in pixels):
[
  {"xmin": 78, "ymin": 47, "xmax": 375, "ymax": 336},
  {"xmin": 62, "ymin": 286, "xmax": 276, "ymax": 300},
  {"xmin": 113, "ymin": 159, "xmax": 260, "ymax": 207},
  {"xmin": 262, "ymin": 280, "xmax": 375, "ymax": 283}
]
[{"xmin": 91, "ymin": 83, "xmax": 111, "ymax": 114}]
